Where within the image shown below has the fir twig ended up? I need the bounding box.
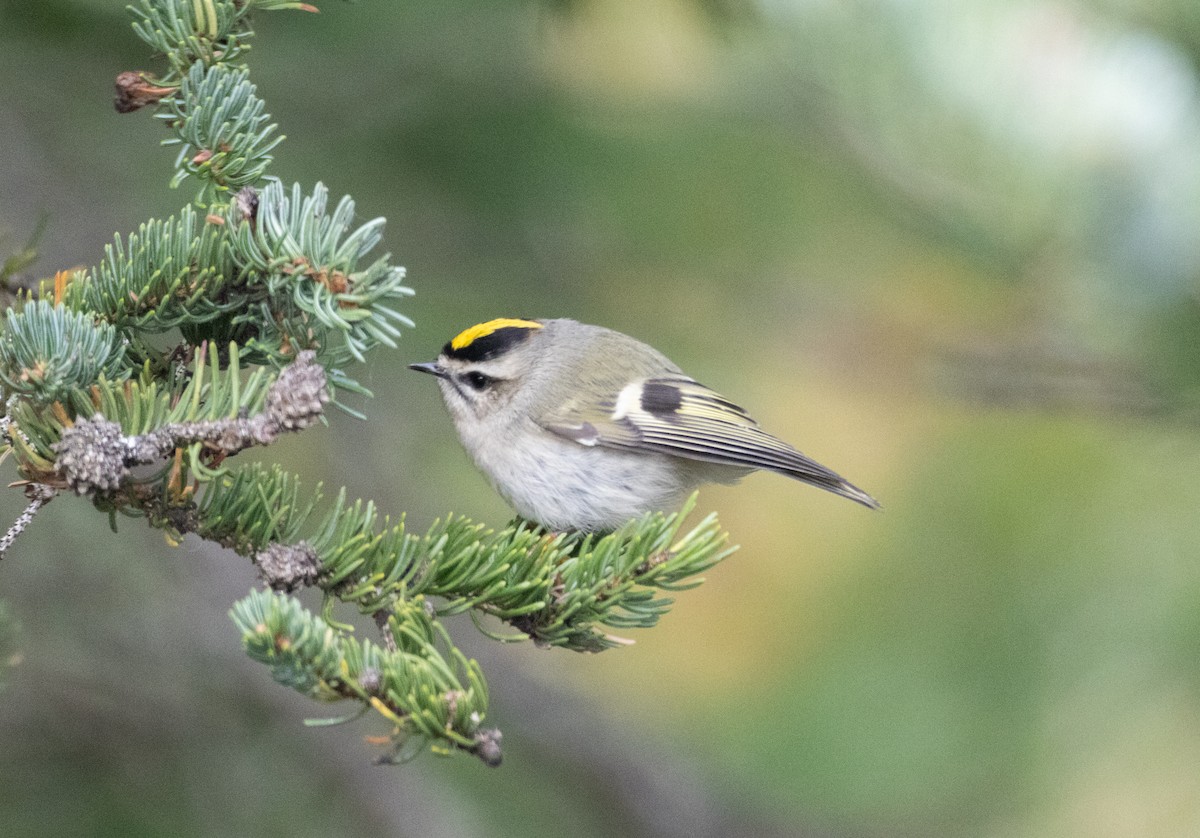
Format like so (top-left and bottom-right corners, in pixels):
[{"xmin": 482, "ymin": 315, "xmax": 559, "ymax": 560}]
[
  {"xmin": 231, "ymin": 589, "xmax": 499, "ymax": 765},
  {"xmin": 0, "ymin": 0, "xmax": 740, "ymax": 766},
  {"xmin": 160, "ymin": 62, "xmax": 283, "ymax": 194},
  {"xmin": 0, "ymin": 483, "xmax": 56, "ymax": 560}
]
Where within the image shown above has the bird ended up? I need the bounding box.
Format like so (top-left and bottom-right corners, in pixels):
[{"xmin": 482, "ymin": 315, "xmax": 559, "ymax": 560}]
[{"xmin": 410, "ymin": 318, "xmax": 879, "ymax": 531}]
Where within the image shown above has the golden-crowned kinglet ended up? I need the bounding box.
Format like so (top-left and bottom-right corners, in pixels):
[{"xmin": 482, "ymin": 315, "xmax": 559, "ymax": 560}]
[{"xmin": 410, "ymin": 318, "xmax": 879, "ymax": 531}]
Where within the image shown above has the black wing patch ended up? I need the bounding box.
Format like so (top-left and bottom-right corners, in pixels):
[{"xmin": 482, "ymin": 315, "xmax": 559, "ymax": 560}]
[
  {"xmin": 540, "ymin": 376, "xmax": 879, "ymax": 509},
  {"xmin": 639, "ymin": 380, "xmax": 683, "ymax": 415}
]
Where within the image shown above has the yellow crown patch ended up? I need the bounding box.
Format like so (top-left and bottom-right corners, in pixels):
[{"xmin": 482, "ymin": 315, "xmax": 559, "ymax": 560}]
[{"xmin": 451, "ymin": 318, "xmax": 542, "ymax": 351}]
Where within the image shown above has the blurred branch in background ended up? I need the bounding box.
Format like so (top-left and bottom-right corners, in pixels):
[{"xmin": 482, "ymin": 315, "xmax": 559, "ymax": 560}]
[
  {"xmin": 0, "ymin": 214, "xmax": 47, "ymax": 308},
  {"xmin": 717, "ymin": 0, "xmax": 1200, "ymax": 417},
  {"xmin": 0, "ymin": 600, "xmax": 17, "ymax": 692},
  {"xmin": 1095, "ymin": 0, "xmax": 1200, "ymax": 71}
]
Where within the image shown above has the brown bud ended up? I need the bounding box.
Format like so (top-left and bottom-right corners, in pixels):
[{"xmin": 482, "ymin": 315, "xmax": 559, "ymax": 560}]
[
  {"xmin": 473, "ymin": 728, "xmax": 503, "ymax": 767},
  {"xmin": 234, "ymin": 187, "xmax": 259, "ymax": 224},
  {"xmin": 114, "ymin": 71, "xmax": 174, "ymax": 114}
]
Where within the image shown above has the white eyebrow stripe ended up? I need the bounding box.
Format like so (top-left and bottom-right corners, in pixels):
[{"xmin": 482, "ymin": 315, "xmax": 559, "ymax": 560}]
[{"xmin": 612, "ymin": 381, "xmax": 643, "ymax": 421}]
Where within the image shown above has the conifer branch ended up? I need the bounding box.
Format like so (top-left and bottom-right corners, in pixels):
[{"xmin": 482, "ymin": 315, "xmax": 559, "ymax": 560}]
[
  {"xmin": 161, "ymin": 62, "xmax": 283, "ymax": 194},
  {"xmin": 0, "ymin": 301, "xmax": 130, "ymax": 404},
  {"xmin": 62, "ymin": 205, "xmax": 239, "ymax": 331},
  {"xmin": 0, "ymin": 0, "xmax": 738, "ymax": 767},
  {"xmin": 0, "ymin": 483, "xmax": 56, "ymax": 561},
  {"xmin": 231, "ymin": 590, "xmax": 498, "ymax": 764}
]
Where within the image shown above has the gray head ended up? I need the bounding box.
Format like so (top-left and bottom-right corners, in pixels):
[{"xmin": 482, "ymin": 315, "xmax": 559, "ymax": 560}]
[{"xmin": 407, "ymin": 318, "xmax": 555, "ymax": 425}]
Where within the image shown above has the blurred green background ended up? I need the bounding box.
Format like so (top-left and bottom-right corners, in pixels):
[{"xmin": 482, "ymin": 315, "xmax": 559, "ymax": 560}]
[{"xmin": 4, "ymin": 0, "xmax": 1200, "ymax": 835}]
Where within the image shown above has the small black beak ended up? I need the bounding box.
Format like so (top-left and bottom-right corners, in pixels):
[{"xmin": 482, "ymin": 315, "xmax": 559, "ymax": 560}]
[{"xmin": 408, "ymin": 361, "xmax": 447, "ymax": 379}]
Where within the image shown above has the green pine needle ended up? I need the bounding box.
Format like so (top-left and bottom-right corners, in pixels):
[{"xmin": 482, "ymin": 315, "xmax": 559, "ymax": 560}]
[
  {"xmin": 65, "ymin": 205, "xmax": 241, "ymax": 331},
  {"xmin": 0, "ymin": 301, "xmax": 130, "ymax": 404},
  {"xmin": 161, "ymin": 62, "xmax": 283, "ymax": 194}
]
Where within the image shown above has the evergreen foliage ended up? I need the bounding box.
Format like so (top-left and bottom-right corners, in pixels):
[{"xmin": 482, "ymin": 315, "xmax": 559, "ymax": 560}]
[{"xmin": 0, "ymin": 0, "xmax": 735, "ymax": 765}]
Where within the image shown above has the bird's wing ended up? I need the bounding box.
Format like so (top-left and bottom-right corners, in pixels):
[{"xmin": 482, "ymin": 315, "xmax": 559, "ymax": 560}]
[{"xmin": 538, "ymin": 376, "xmax": 879, "ymax": 509}]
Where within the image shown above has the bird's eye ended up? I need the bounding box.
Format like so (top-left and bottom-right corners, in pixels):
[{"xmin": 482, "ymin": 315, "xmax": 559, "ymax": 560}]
[{"xmin": 462, "ymin": 371, "xmax": 492, "ymax": 391}]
